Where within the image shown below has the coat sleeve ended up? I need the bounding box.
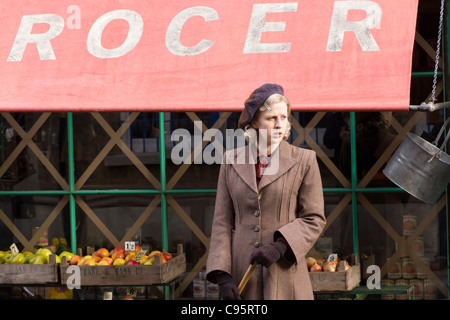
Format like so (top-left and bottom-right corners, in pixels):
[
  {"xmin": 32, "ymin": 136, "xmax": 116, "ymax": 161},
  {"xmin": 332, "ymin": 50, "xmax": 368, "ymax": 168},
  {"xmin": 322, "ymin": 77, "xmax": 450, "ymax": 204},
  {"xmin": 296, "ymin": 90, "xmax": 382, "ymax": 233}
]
[
  {"xmin": 206, "ymin": 161, "xmax": 235, "ymax": 283},
  {"xmin": 276, "ymin": 150, "xmax": 326, "ymax": 263}
]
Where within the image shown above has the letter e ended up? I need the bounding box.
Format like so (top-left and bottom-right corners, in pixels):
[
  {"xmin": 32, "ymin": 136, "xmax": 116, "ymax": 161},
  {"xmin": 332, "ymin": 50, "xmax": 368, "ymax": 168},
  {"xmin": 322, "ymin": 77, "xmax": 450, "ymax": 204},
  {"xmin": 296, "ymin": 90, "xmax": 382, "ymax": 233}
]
[{"xmin": 244, "ymin": 3, "xmax": 298, "ymax": 54}]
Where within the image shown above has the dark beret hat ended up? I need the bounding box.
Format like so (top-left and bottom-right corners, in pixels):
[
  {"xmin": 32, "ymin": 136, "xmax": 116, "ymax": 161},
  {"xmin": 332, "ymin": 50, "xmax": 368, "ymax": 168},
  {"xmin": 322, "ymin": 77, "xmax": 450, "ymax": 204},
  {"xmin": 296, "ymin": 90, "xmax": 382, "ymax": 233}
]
[{"xmin": 241, "ymin": 83, "xmax": 284, "ymax": 129}]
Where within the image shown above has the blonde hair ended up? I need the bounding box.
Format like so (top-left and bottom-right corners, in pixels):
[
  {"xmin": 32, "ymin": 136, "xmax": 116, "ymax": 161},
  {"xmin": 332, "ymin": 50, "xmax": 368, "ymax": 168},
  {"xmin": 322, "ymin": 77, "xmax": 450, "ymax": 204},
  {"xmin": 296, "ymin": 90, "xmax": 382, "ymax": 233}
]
[{"xmin": 238, "ymin": 93, "xmax": 291, "ymax": 141}]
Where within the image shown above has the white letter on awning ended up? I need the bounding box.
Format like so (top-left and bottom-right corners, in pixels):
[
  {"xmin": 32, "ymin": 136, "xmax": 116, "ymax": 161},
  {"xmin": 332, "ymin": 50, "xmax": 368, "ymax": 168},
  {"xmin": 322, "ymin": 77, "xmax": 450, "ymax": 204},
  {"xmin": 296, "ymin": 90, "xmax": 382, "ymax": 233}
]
[
  {"xmin": 166, "ymin": 6, "xmax": 219, "ymax": 56},
  {"xmin": 244, "ymin": 3, "xmax": 298, "ymax": 54},
  {"xmin": 327, "ymin": 0, "xmax": 382, "ymax": 52},
  {"xmin": 7, "ymin": 14, "xmax": 65, "ymax": 61},
  {"xmin": 87, "ymin": 10, "xmax": 144, "ymax": 59}
]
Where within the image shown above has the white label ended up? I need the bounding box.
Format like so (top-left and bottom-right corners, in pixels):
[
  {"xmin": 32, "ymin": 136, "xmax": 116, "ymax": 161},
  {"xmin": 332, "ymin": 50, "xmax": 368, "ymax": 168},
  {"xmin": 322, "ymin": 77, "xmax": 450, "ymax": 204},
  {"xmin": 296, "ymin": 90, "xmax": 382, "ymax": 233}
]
[
  {"xmin": 10, "ymin": 243, "xmax": 19, "ymax": 255},
  {"xmin": 103, "ymin": 291, "xmax": 113, "ymax": 300},
  {"xmin": 125, "ymin": 241, "xmax": 135, "ymax": 252},
  {"xmin": 327, "ymin": 253, "xmax": 338, "ymax": 262}
]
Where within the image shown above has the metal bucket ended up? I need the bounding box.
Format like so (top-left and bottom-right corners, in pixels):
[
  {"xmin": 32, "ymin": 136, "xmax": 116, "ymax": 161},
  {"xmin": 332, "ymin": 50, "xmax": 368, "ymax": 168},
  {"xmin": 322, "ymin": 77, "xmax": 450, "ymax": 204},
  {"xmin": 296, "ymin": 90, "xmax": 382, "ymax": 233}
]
[{"xmin": 383, "ymin": 118, "xmax": 450, "ymax": 204}]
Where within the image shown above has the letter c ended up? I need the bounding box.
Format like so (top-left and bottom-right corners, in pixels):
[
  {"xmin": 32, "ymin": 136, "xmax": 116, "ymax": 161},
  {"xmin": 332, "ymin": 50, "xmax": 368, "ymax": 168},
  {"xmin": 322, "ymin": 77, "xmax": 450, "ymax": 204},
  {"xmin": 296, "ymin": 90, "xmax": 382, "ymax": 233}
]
[{"xmin": 166, "ymin": 6, "xmax": 218, "ymax": 56}]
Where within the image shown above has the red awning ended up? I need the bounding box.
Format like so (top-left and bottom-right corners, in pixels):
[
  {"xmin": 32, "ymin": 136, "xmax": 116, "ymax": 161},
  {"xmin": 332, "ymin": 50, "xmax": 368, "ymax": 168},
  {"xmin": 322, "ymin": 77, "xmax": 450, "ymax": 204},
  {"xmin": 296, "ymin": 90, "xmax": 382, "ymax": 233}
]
[{"xmin": 0, "ymin": 0, "xmax": 418, "ymax": 112}]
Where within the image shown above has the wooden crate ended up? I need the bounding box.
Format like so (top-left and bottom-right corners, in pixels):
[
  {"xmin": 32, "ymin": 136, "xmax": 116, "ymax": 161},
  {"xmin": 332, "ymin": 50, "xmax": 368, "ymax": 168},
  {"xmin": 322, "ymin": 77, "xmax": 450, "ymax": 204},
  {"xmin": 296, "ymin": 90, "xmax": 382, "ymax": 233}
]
[
  {"xmin": 59, "ymin": 244, "xmax": 186, "ymax": 286},
  {"xmin": 0, "ymin": 255, "xmax": 59, "ymax": 285},
  {"xmin": 309, "ymin": 261, "xmax": 361, "ymax": 292}
]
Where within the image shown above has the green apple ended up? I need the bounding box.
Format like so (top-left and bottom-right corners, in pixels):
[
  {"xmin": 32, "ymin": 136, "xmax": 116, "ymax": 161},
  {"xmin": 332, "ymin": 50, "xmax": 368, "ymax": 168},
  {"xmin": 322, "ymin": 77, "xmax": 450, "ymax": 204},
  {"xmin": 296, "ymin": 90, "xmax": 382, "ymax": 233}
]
[
  {"xmin": 59, "ymin": 251, "xmax": 74, "ymax": 262},
  {"xmin": 143, "ymin": 257, "xmax": 155, "ymax": 265},
  {"xmin": 0, "ymin": 251, "xmax": 5, "ymax": 264},
  {"xmin": 30, "ymin": 255, "xmax": 44, "ymax": 264},
  {"xmin": 25, "ymin": 254, "xmax": 35, "ymax": 264},
  {"xmin": 4, "ymin": 252, "xmax": 14, "ymax": 264},
  {"xmin": 11, "ymin": 253, "xmax": 25, "ymax": 264},
  {"xmin": 53, "ymin": 254, "xmax": 61, "ymax": 263},
  {"xmin": 37, "ymin": 248, "xmax": 52, "ymax": 264}
]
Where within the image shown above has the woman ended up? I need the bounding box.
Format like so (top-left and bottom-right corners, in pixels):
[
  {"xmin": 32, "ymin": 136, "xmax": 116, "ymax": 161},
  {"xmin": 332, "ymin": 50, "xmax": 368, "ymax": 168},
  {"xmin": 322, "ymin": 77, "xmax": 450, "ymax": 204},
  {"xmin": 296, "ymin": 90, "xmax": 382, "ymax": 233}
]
[{"xmin": 206, "ymin": 83, "xmax": 326, "ymax": 300}]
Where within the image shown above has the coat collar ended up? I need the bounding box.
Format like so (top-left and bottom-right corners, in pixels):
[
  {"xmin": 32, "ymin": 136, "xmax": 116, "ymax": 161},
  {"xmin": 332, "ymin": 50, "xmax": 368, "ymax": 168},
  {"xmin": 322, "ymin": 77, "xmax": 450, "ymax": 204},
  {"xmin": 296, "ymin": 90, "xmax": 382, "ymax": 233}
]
[{"xmin": 228, "ymin": 140, "xmax": 300, "ymax": 193}]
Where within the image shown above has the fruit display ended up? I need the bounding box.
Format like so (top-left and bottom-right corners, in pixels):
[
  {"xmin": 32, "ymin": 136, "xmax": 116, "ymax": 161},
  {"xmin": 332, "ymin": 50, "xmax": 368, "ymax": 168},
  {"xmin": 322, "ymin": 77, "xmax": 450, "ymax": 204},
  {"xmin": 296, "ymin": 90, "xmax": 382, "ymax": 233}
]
[
  {"xmin": 67, "ymin": 245, "xmax": 174, "ymax": 266},
  {"xmin": 1, "ymin": 243, "xmax": 185, "ymax": 287},
  {"xmin": 0, "ymin": 244, "xmax": 174, "ymax": 267},
  {"xmin": 0, "ymin": 247, "xmax": 64, "ymax": 265},
  {"xmin": 307, "ymin": 253, "xmax": 360, "ymax": 292},
  {"xmin": 306, "ymin": 255, "xmax": 350, "ymax": 272}
]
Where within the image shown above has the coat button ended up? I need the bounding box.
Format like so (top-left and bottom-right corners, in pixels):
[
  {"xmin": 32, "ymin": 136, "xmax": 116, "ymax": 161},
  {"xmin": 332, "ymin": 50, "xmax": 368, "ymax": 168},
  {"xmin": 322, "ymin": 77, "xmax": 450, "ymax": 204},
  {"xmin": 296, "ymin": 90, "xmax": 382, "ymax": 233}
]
[
  {"xmin": 253, "ymin": 210, "xmax": 260, "ymax": 217},
  {"xmin": 253, "ymin": 240, "xmax": 261, "ymax": 248},
  {"xmin": 253, "ymin": 225, "xmax": 260, "ymax": 232},
  {"xmin": 257, "ymin": 194, "xmax": 262, "ymax": 200}
]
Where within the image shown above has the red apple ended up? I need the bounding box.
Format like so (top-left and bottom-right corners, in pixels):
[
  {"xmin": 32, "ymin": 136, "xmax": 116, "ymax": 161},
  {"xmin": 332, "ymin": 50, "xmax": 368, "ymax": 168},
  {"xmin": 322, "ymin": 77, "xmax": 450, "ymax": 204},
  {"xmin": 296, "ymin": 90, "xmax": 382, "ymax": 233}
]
[
  {"xmin": 101, "ymin": 257, "xmax": 113, "ymax": 265},
  {"xmin": 93, "ymin": 248, "xmax": 109, "ymax": 258},
  {"xmin": 110, "ymin": 247, "xmax": 125, "ymax": 257},
  {"xmin": 162, "ymin": 252, "xmax": 173, "ymax": 261},
  {"xmin": 113, "ymin": 258, "xmax": 125, "ymax": 265},
  {"xmin": 70, "ymin": 255, "xmax": 81, "ymax": 265},
  {"xmin": 111, "ymin": 250, "xmax": 125, "ymax": 261},
  {"xmin": 83, "ymin": 258, "xmax": 97, "ymax": 266},
  {"xmin": 125, "ymin": 260, "xmax": 138, "ymax": 265},
  {"xmin": 153, "ymin": 253, "xmax": 167, "ymax": 263},
  {"xmin": 125, "ymin": 252, "xmax": 136, "ymax": 262},
  {"xmin": 125, "ymin": 243, "xmax": 142, "ymax": 256}
]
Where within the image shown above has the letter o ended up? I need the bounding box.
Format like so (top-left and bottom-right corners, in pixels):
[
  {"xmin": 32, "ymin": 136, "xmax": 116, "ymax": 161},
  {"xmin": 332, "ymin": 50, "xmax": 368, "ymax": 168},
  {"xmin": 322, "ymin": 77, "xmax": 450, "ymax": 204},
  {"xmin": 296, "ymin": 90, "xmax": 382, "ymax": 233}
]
[{"xmin": 87, "ymin": 10, "xmax": 143, "ymax": 58}]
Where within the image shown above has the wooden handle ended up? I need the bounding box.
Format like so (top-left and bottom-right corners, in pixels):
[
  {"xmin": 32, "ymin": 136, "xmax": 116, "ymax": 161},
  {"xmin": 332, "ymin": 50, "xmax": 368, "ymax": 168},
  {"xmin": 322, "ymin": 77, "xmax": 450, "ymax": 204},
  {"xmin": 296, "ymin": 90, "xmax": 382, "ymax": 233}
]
[{"xmin": 238, "ymin": 262, "xmax": 256, "ymax": 294}]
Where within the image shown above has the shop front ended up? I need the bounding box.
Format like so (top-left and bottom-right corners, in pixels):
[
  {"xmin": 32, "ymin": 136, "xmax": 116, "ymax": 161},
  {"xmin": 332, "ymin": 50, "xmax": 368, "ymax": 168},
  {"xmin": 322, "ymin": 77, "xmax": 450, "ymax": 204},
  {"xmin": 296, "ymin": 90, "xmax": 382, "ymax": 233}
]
[{"xmin": 0, "ymin": 0, "xmax": 448, "ymax": 301}]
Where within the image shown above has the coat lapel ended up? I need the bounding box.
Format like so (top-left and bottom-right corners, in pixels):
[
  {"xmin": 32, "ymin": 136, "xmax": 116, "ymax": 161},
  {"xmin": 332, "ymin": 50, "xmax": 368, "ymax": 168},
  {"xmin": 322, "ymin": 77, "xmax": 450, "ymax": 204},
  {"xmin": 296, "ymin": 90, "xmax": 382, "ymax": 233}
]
[
  {"xmin": 229, "ymin": 146, "xmax": 258, "ymax": 193},
  {"xmin": 229, "ymin": 140, "xmax": 300, "ymax": 193},
  {"xmin": 257, "ymin": 140, "xmax": 299, "ymax": 191}
]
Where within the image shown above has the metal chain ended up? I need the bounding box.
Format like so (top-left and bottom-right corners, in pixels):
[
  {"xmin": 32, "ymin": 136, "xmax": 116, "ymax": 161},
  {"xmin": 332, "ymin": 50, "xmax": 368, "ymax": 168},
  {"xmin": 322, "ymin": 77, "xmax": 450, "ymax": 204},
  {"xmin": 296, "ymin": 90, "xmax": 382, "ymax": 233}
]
[{"xmin": 431, "ymin": 0, "xmax": 445, "ymax": 103}]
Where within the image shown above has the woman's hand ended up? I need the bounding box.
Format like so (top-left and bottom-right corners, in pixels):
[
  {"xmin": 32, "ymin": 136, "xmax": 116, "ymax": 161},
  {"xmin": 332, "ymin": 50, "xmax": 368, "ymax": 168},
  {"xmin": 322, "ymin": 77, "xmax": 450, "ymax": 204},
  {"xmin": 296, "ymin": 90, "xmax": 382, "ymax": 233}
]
[
  {"xmin": 249, "ymin": 240, "xmax": 287, "ymax": 268},
  {"xmin": 216, "ymin": 272, "xmax": 241, "ymax": 300}
]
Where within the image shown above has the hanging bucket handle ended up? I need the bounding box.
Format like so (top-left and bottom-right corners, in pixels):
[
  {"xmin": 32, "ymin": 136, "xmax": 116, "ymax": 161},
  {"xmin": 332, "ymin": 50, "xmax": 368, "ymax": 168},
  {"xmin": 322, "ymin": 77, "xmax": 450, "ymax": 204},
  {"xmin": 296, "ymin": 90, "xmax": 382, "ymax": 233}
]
[{"xmin": 429, "ymin": 117, "xmax": 450, "ymax": 162}]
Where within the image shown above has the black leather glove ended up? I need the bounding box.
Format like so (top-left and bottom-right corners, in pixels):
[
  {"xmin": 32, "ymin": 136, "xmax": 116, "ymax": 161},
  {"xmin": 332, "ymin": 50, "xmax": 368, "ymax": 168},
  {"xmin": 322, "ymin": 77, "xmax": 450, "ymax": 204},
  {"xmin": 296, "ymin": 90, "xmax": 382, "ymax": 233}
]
[
  {"xmin": 249, "ymin": 240, "xmax": 287, "ymax": 268},
  {"xmin": 216, "ymin": 272, "xmax": 241, "ymax": 300}
]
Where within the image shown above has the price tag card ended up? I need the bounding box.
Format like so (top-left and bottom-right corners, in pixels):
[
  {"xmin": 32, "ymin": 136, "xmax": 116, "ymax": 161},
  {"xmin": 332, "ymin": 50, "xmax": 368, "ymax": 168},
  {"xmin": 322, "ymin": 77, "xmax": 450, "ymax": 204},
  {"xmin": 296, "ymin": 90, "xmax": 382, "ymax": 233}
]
[
  {"xmin": 103, "ymin": 291, "xmax": 113, "ymax": 300},
  {"xmin": 327, "ymin": 253, "xmax": 338, "ymax": 262},
  {"xmin": 134, "ymin": 250, "xmax": 147, "ymax": 261},
  {"xmin": 10, "ymin": 243, "xmax": 19, "ymax": 255},
  {"xmin": 124, "ymin": 241, "xmax": 135, "ymax": 252},
  {"xmin": 126, "ymin": 287, "xmax": 137, "ymax": 298}
]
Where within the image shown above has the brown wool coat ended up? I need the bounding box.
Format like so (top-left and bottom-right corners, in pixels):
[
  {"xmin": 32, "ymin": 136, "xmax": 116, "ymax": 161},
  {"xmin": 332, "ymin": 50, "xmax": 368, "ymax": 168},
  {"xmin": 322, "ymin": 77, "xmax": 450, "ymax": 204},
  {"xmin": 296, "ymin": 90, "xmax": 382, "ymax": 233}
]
[{"xmin": 206, "ymin": 140, "xmax": 326, "ymax": 300}]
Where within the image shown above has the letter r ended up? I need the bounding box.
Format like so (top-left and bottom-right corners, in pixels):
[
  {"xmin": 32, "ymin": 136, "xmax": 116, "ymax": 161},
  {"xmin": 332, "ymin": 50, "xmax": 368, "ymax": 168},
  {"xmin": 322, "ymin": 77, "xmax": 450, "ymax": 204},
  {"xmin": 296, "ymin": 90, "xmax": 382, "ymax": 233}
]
[
  {"xmin": 7, "ymin": 14, "xmax": 65, "ymax": 61},
  {"xmin": 327, "ymin": 1, "xmax": 382, "ymax": 51}
]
